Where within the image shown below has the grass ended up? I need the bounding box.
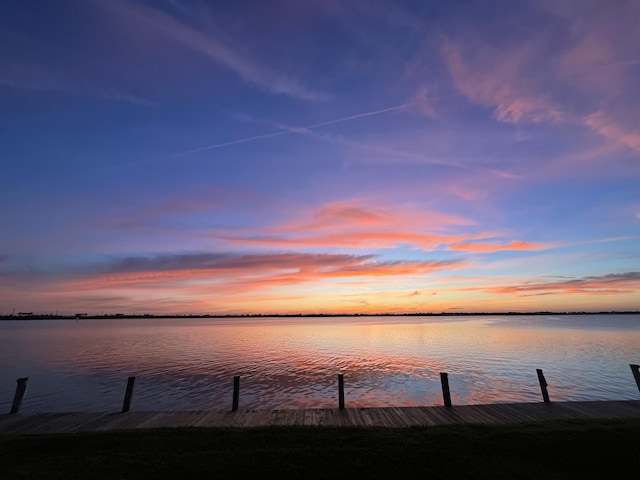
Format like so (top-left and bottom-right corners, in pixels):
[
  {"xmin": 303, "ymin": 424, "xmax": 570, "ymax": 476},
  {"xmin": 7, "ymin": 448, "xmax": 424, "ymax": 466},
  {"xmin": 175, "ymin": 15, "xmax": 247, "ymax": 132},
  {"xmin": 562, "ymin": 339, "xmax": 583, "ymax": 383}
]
[{"xmin": 2, "ymin": 419, "xmax": 640, "ymax": 479}]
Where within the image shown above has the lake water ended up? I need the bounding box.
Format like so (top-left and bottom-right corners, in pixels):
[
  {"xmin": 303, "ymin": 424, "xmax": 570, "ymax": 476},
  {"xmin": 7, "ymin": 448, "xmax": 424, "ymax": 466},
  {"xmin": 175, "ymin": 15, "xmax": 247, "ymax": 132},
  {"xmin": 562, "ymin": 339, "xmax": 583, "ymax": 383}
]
[{"xmin": 1, "ymin": 315, "xmax": 639, "ymax": 413}]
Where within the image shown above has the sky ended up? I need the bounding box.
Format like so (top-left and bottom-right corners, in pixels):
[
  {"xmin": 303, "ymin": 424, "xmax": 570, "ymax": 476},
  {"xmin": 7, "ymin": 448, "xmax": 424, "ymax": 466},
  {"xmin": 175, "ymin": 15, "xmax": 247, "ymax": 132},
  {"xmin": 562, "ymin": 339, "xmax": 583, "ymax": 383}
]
[{"xmin": 1, "ymin": 0, "xmax": 639, "ymax": 315}]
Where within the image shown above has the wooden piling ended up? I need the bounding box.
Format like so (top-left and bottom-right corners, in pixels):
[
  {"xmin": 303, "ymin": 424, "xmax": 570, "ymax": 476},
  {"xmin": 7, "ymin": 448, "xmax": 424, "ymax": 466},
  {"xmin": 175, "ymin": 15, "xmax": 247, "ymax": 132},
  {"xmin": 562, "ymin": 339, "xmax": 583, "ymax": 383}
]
[
  {"xmin": 232, "ymin": 376, "xmax": 240, "ymax": 411},
  {"xmin": 338, "ymin": 374, "xmax": 345, "ymax": 410},
  {"xmin": 440, "ymin": 372, "xmax": 452, "ymax": 407},
  {"xmin": 10, "ymin": 377, "xmax": 28, "ymax": 414},
  {"xmin": 536, "ymin": 369, "xmax": 550, "ymax": 403},
  {"xmin": 121, "ymin": 376, "xmax": 136, "ymax": 413},
  {"xmin": 631, "ymin": 364, "xmax": 640, "ymax": 393}
]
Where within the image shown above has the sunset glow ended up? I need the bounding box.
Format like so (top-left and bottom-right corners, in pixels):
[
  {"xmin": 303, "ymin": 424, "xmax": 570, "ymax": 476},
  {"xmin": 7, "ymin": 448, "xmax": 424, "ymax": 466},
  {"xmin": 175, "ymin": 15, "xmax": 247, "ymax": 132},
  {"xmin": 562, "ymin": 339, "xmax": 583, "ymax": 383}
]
[{"xmin": 1, "ymin": 0, "xmax": 639, "ymax": 315}]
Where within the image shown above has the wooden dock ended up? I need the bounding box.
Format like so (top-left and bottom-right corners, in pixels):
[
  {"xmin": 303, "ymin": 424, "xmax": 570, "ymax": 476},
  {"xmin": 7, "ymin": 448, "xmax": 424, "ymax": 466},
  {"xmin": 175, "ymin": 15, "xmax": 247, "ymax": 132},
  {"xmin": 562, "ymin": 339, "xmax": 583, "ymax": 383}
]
[{"xmin": 2, "ymin": 400, "xmax": 640, "ymax": 434}]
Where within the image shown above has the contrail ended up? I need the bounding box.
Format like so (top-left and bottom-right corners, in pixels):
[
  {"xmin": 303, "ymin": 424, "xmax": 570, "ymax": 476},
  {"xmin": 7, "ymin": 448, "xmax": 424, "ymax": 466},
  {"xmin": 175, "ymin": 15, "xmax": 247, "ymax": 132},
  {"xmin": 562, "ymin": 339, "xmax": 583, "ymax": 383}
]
[
  {"xmin": 181, "ymin": 102, "xmax": 418, "ymax": 156},
  {"xmin": 180, "ymin": 93, "xmax": 462, "ymax": 155},
  {"xmin": 99, "ymin": 127, "xmax": 292, "ymax": 170},
  {"xmin": 304, "ymin": 102, "xmax": 416, "ymax": 129},
  {"xmin": 178, "ymin": 130, "xmax": 291, "ymax": 155},
  {"xmin": 104, "ymin": 93, "xmax": 461, "ymax": 170}
]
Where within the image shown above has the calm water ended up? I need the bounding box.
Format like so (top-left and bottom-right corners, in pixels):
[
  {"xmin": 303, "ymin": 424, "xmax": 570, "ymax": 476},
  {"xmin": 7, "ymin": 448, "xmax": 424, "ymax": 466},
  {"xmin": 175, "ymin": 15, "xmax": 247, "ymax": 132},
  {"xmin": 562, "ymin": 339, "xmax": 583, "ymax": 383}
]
[{"xmin": 1, "ymin": 315, "xmax": 639, "ymax": 413}]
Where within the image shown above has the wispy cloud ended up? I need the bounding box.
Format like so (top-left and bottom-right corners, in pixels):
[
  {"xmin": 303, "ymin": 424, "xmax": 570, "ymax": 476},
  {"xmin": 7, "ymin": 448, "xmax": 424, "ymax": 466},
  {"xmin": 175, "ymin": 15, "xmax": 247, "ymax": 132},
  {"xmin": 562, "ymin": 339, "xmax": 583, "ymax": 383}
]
[
  {"xmin": 468, "ymin": 272, "xmax": 640, "ymax": 297},
  {"xmin": 47, "ymin": 252, "xmax": 467, "ymax": 298},
  {"xmin": 440, "ymin": 0, "xmax": 640, "ymax": 155},
  {"xmin": 0, "ymin": 60, "xmax": 152, "ymax": 106},
  {"xmin": 0, "ymin": 250, "xmax": 458, "ymax": 316},
  {"xmin": 441, "ymin": 40, "xmax": 565, "ymax": 125},
  {"xmin": 96, "ymin": 0, "xmax": 325, "ymax": 101},
  {"xmin": 551, "ymin": 0, "xmax": 640, "ymax": 100},
  {"xmin": 78, "ymin": 185, "xmax": 259, "ymax": 231}
]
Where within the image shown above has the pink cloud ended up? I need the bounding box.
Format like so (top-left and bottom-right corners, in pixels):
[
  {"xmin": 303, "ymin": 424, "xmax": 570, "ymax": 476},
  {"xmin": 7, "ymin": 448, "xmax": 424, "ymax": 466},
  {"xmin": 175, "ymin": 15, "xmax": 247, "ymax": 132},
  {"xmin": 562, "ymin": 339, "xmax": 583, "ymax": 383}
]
[
  {"xmin": 441, "ymin": 40, "xmax": 565, "ymax": 124},
  {"xmin": 312, "ymin": 201, "xmax": 392, "ymax": 228},
  {"xmin": 548, "ymin": 2, "xmax": 640, "ymax": 154},
  {"xmin": 440, "ymin": 1, "xmax": 638, "ymax": 138},
  {"xmin": 447, "ymin": 184, "xmax": 487, "ymax": 202},
  {"xmin": 301, "ymin": 199, "xmax": 472, "ymax": 231},
  {"xmin": 217, "ymin": 199, "xmax": 491, "ymax": 251},
  {"xmin": 552, "ymin": 0, "xmax": 640, "ymax": 100},
  {"xmin": 584, "ymin": 111, "xmax": 640, "ymax": 152}
]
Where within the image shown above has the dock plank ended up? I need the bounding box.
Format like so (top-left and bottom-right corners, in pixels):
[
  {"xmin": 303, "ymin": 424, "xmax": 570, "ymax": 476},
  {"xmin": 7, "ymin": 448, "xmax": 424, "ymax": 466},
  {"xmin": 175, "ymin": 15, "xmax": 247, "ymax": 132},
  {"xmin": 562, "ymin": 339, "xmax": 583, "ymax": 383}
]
[{"xmin": 2, "ymin": 400, "xmax": 640, "ymax": 434}]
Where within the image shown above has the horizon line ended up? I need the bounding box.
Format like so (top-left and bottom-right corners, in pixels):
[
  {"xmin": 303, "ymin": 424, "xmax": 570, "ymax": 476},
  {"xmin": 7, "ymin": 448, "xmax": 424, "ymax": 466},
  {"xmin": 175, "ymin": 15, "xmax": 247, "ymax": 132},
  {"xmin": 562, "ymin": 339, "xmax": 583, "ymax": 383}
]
[{"xmin": 3, "ymin": 310, "xmax": 639, "ymax": 319}]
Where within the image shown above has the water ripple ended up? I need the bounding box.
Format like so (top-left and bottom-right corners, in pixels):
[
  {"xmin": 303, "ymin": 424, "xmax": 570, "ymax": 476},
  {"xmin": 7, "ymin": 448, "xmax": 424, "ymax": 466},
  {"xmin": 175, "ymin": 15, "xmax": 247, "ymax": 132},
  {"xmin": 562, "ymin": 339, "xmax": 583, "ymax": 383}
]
[{"xmin": 1, "ymin": 315, "xmax": 639, "ymax": 412}]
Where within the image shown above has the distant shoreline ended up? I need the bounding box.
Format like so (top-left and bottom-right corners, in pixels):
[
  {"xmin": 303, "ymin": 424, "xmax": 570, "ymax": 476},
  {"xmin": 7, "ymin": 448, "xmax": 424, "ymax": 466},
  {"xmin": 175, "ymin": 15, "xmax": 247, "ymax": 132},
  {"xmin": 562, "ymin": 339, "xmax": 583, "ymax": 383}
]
[{"xmin": 1, "ymin": 311, "xmax": 639, "ymax": 320}]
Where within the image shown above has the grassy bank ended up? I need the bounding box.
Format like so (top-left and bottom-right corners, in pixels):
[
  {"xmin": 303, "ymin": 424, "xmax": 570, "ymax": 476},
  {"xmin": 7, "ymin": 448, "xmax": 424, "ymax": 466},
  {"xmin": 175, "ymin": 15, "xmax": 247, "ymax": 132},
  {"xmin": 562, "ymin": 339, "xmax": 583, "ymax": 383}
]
[{"xmin": 2, "ymin": 419, "xmax": 640, "ymax": 479}]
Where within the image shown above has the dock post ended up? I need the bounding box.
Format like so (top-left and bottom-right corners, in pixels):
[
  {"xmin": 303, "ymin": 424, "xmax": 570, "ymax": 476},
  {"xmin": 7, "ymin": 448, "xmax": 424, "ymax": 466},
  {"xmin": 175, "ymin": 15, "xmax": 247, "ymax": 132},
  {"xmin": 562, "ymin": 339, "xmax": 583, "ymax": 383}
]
[
  {"xmin": 10, "ymin": 377, "xmax": 28, "ymax": 414},
  {"xmin": 232, "ymin": 376, "xmax": 240, "ymax": 411},
  {"xmin": 121, "ymin": 376, "xmax": 136, "ymax": 413},
  {"xmin": 440, "ymin": 372, "xmax": 452, "ymax": 407},
  {"xmin": 631, "ymin": 364, "xmax": 640, "ymax": 393},
  {"xmin": 338, "ymin": 374, "xmax": 345, "ymax": 410},
  {"xmin": 536, "ymin": 369, "xmax": 550, "ymax": 403}
]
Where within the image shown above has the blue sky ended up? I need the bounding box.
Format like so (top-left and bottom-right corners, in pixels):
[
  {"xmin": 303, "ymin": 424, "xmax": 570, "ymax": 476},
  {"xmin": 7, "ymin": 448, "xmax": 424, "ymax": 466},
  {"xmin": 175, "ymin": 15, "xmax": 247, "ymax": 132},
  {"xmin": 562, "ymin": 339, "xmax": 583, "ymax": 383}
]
[{"xmin": 1, "ymin": 0, "xmax": 639, "ymax": 315}]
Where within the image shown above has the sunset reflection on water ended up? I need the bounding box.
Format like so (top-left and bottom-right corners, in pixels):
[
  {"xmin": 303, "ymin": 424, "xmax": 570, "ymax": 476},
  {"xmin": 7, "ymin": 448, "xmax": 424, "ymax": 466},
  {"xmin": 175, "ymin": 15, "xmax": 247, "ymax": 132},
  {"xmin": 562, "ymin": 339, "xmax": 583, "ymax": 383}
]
[{"xmin": 1, "ymin": 315, "xmax": 639, "ymax": 412}]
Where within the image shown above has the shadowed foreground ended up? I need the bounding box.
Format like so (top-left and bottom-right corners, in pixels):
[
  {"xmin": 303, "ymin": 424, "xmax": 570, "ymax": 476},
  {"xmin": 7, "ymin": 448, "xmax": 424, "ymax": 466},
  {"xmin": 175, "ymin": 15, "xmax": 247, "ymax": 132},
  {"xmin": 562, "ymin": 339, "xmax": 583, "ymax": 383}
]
[{"xmin": 2, "ymin": 419, "xmax": 640, "ymax": 479}]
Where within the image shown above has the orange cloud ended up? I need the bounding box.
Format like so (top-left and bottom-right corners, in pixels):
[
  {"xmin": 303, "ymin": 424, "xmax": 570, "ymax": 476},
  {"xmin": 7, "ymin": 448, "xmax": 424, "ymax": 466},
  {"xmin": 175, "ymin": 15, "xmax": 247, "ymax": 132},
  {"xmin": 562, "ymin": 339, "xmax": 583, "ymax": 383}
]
[
  {"xmin": 221, "ymin": 231, "xmax": 496, "ymax": 251},
  {"xmin": 448, "ymin": 240, "xmax": 549, "ymax": 253}
]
